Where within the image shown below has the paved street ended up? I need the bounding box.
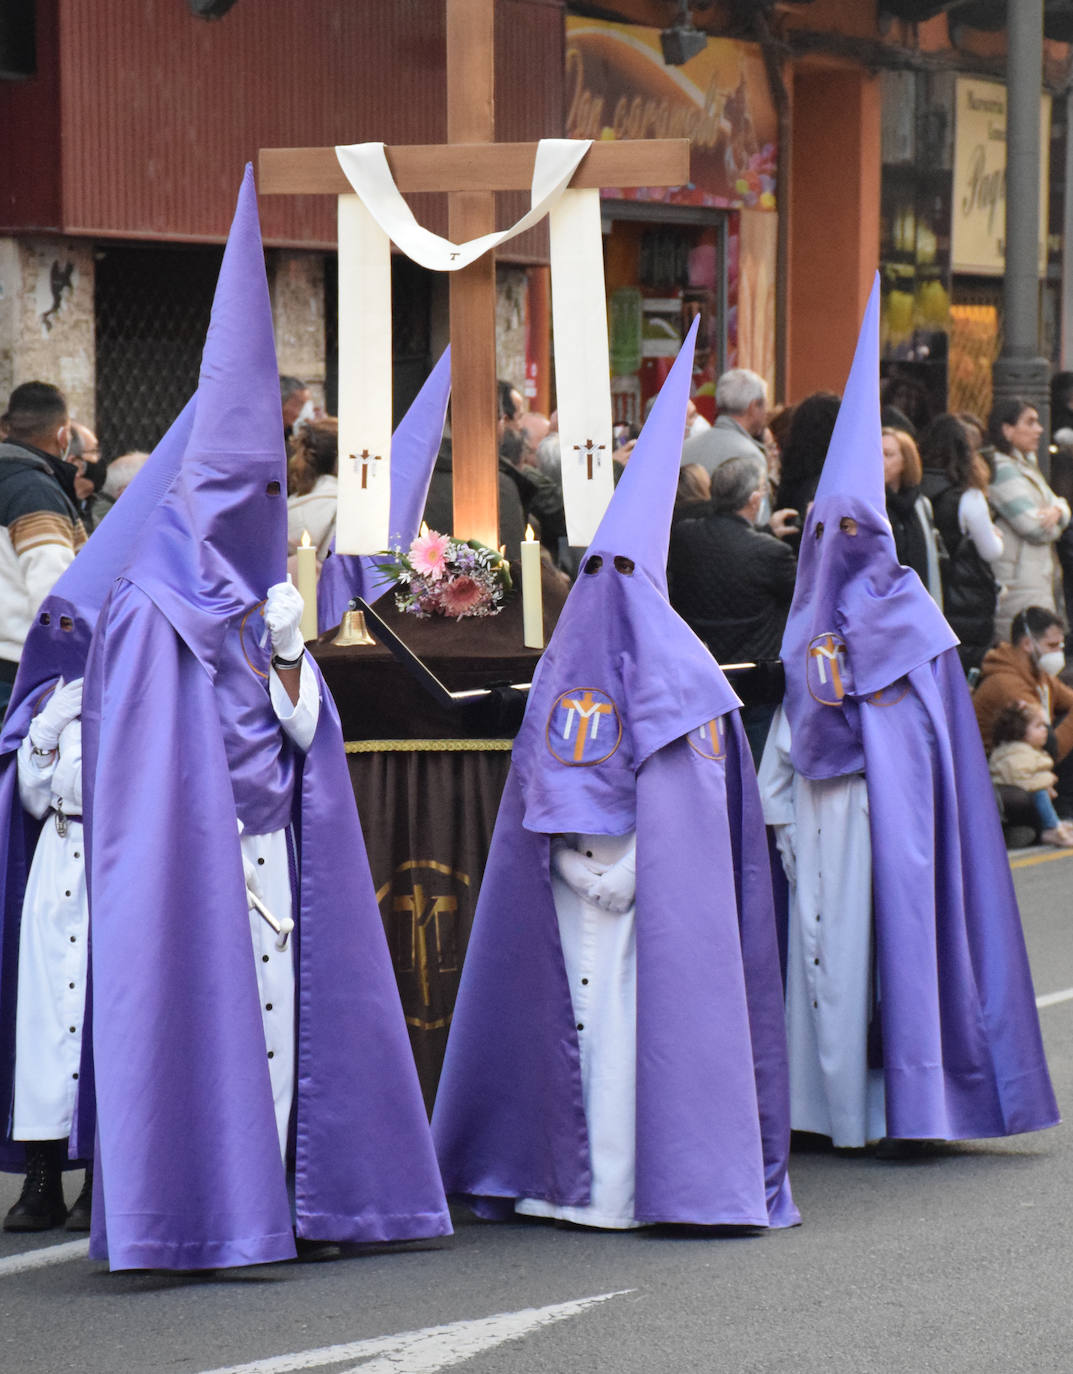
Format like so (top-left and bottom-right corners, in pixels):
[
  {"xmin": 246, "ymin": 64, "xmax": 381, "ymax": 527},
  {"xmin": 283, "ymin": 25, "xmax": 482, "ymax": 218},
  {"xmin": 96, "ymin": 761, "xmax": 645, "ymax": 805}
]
[{"xmin": 2, "ymin": 847, "xmax": 1072, "ymax": 1374}]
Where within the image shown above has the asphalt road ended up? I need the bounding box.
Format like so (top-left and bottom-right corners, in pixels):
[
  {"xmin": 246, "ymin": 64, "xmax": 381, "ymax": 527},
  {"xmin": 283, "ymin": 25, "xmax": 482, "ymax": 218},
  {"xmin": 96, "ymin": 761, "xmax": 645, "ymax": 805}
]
[{"xmin": 2, "ymin": 846, "xmax": 1072, "ymax": 1374}]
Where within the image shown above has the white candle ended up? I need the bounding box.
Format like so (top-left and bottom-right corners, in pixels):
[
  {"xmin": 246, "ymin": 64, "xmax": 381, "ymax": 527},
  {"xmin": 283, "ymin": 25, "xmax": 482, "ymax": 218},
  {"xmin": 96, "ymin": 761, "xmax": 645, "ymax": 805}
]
[
  {"xmin": 296, "ymin": 529, "xmax": 319, "ymax": 642},
  {"xmin": 521, "ymin": 524, "xmax": 543, "ymax": 650}
]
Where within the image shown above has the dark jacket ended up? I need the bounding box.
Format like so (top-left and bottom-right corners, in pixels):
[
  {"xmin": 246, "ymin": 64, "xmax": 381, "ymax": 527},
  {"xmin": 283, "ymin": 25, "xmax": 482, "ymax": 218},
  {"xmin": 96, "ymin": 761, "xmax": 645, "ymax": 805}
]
[
  {"xmin": 932, "ymin": 484, "xmax": 997, "ymax": 672},
  {"xmin": 668, "ymin": 510, "xmax": 797, "ymax": 664},
  {"xmin": 422, "ymin": 440, "xmax": 527, "ymax": 560}
]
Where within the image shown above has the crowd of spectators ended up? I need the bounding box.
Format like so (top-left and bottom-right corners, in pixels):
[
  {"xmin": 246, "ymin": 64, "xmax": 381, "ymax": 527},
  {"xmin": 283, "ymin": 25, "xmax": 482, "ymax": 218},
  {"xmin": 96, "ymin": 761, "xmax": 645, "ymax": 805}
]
[{"xmin": 11, "ymin": 363, "xmax": 1073, "ymax": 853}]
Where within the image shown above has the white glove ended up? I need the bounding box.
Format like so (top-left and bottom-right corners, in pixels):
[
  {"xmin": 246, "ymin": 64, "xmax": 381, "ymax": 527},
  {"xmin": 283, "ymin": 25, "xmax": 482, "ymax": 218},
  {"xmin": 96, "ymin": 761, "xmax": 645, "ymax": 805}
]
[
  {"xmin": 264, "ymin": 581, "xmax": 306, "ymax": 662},
  {"xmin": 588, "ymin": 845, "xmax": 637, "ymax": 914},
  {"xmin": 773, "ymin": 823, "xmax": 797, "ymax": 887},
  {"xmin": 551, "ymin": 842, "xmax": 605, "ymax": 901},
  {"xmin": 29, "ymin": 678, "xmax": 84, "ymax": 752}
]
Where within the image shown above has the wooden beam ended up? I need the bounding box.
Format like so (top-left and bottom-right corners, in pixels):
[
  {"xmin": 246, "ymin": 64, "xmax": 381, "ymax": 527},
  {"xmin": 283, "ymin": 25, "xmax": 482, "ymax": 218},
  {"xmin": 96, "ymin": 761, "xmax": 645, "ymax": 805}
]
[
  {"xmin": 446, "ymin": 0, "xmax": 499, "ymax": 548},
  {"xmin": 258, "ymin": 140, "xmax": 691, "ymax": 197}
]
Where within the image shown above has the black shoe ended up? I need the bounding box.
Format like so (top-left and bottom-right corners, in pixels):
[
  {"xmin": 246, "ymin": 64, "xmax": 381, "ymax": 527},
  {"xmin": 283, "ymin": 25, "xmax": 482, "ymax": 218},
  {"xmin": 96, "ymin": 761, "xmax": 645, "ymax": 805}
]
[
  {"xmin": 65, "ymin": 1166, "xmax": 93, "ymax": 1232},
  {"xmin": 292, "ymin": 1235, "xmax": 342, "ymax": 1262},
  {"xmin": 3, "ymin": 1141, "xmax": 67, "ymax": 1232}
]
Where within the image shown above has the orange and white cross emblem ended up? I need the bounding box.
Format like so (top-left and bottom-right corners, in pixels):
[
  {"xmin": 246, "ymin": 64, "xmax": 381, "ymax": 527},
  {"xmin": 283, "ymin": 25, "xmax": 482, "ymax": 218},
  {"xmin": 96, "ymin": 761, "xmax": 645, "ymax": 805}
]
[
  {"xmin": 808, "ymin": 634, "xmax": 847, "ymax": 701},
  {"xmin": 561, "ymin": 689, "xmax": 614, "ymax": 762}
]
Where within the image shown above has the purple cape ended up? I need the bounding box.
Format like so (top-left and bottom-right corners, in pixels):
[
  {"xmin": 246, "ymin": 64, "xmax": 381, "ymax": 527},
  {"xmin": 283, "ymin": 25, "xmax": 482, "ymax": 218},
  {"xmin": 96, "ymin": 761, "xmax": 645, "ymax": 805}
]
[
  {"xmin": 0, "ymin": 400, "xmax": 197, "ymax": 1173},
  {"xmin": 82, "ymin": 581, "xmax": 451, "ymax": 1269},
  {"xmin": 779, "ymin": 275, "xmax": 1057, "ymax": 1139},
  {"xmin": 862, "ymin": 652, "xmax": 1058, "ymax": 1139},
  {"xmin": 432, "ymin": 319, "xmax": 797, "ymax": 1227},
  {"xmin": 79, "ymin": 167, "xmax": 448, "ymax": 1269},
  {"xmin": 433, "ymin": 716, "xmax": 798, "ymax": 1228}
]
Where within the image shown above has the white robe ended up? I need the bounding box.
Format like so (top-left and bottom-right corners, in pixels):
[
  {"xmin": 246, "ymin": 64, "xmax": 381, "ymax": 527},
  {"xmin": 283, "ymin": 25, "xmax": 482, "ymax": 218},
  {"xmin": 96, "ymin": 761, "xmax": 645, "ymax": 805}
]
[
  {"xmin": 516, "ymin": 830, "xmax": 641, "ymax": 1229},
  {"xmin": 758, "ymin": 707, "xmax": 886, "ymax": 1148},
  {"xmin": 13, "ymin": 720, "xmax": 88, "ymax": 1141},
  {"xmin": 11, "ymin": 662, "xmax": 319, "ymax": 1159}
]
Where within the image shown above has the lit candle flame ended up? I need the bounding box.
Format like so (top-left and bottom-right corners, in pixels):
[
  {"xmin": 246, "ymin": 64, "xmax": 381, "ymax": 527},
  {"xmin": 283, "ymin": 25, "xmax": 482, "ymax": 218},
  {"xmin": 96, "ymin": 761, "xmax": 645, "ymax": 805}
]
[
  {"xmin": 300, "ymin": 529, "xmax": 312, "ymax": 549},
  {"xmin": 420, "ymin": 521, "xmax": 429, "ymax": 538},
  {"xmin": 524, "ymin": 525, "xmax": 535, "ymax": 542}
]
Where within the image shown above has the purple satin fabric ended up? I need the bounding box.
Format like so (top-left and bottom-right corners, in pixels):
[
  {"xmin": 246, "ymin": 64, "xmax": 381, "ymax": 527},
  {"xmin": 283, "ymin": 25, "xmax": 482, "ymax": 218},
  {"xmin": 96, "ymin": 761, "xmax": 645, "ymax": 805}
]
[
  {"xmin": 84, "ymin": 582, "xmax": 450, "ymax": 1269},
  {"xmin": 0, "ymin": 399, "xmax": 197, "ymax": 1174},
  {"xmin": 782, "ymin": 496, "xmax": 956, "ymax": 781},
  {"xmin": 513, "ymin": 562, "xmax": 741, "ymax": 835},
  {"xmin": 863, "ymin": 653, "xmax": 1059, "ymax": 1140},
  {"xmin": 432, "ymin": 715, "xmax": 798, "ymax": 1228}
]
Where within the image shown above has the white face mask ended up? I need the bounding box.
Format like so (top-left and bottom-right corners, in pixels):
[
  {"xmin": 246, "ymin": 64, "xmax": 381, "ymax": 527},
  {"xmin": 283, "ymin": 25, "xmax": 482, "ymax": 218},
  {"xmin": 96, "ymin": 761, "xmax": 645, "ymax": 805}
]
[
  {"xmin": 1033, "ymin": 638, "xmax": 1066, "ymax": 677},
  {"xmin": 292, "ymin": 399, "xmax": 316, "ymax": 434}
]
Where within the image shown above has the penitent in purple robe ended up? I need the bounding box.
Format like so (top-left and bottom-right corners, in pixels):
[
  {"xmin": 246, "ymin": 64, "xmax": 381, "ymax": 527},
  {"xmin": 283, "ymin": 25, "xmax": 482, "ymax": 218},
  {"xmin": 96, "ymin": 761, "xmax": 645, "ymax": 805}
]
[
  {"xmin": 315, "ymin": 348, "xmax": 451, "ymax": 632},
  {"xmin": 0, "ymin": 400, "xmax": 196, "ymax": 1174},
  {"xmin": 778, "ymin": 276, "xmax": 1058, "ymax": 1141},
  {"xmin": 432, "ymin": 319, "xmax": 798, "ymax": 1229},
  {"xmin": 81, "ymin": 167, "xmax": 450, "ymax": 1270}
]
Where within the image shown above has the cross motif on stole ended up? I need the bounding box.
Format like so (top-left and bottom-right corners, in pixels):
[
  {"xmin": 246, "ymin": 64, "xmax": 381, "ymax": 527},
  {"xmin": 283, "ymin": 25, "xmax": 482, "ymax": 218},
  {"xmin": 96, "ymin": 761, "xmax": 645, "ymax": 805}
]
[
  {"xmin": 573, "ymin": 437, "xmax": 606, "ymax": 481},
  {"xmin": 561, "ymin": 690, "xmax": 613, "ymax": 762},
  {"xmin": 350, "ymin": 448, "xmax": 382, "ymax": 490}
]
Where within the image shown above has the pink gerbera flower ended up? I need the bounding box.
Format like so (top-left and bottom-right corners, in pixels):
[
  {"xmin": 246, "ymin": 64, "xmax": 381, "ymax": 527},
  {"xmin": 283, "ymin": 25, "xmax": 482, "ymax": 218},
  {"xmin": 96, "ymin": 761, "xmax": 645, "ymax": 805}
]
[
  {"xmin": 440, "ymin": 574, "xmax": 487, "ymax": 616},
  {"xmin": 409, "ymin": 529, "xmax": 451, "ymax": 580}
]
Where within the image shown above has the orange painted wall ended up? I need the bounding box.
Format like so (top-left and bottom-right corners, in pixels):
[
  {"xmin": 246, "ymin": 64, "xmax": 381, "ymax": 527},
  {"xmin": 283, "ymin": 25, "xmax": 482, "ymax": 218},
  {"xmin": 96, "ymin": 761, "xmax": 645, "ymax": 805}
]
[{"xmin": 785, "ymin": 64, "xmax": 880, "ymax": 402}]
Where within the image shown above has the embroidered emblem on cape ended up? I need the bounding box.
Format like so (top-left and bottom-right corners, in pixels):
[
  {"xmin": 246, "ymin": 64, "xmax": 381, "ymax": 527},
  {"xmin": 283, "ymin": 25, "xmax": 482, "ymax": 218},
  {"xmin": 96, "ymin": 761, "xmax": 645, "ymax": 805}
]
[
  {"xmin": 807, "ymin": 632, "xmax": 852, "ymax": 706},
  {"xmin": 238, "ymin": 601, "xmax": 270, "ymax": 680},
  {"xmin": 867, "ymin": 680, "xmax": 910, "ymax": 708},
  {"xmin": 545, "ymin": 687, "xmax": 622, "ymax": 767},
  {"xmin": 687, "ymin": 717, "xmax": 727, "ymax": 760}
]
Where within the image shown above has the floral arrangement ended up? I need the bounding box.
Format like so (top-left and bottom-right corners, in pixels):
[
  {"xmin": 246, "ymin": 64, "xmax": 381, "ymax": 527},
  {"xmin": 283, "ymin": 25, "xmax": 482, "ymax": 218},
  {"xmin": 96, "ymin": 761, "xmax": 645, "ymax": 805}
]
[{"xmin": 378, "ymin": 528, "xmax": 513, "ymax": 620}]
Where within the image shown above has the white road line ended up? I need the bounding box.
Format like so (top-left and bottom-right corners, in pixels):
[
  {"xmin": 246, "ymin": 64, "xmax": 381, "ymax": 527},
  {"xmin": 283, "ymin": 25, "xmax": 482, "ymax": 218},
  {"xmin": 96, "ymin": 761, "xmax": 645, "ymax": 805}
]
[
  {"xmin": 198, "ymin": 1291, "xmax": 633, "ymax": 1374},
  {"xmin": 0, "ymin": 1238, "xmax": 90, "ymax": 1277},
  {"xmin": 1037, "ymin": 987, "xmax": 1073, "ymax": 1009}
]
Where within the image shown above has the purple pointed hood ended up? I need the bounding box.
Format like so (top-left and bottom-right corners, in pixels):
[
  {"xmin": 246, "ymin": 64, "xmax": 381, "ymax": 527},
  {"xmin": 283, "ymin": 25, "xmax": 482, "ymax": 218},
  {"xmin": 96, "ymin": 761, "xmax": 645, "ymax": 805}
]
[
  {"xmin": 512, "ymin": 318, "xmax": 740, "ymax": 834},
  {"xmin": 123, "ymin": 164, "xmax": 287, "ymax": 681},
  {"xmin": 316, "ymin": 347, "xmax": 451, "ymax": 630},
  {"xmin": 0, "ymin": 400, "xmax": 196, "ymax": 754},
  {"xmin": 781, "ymin": 275, "xmax": 956, "ymax": 780}
]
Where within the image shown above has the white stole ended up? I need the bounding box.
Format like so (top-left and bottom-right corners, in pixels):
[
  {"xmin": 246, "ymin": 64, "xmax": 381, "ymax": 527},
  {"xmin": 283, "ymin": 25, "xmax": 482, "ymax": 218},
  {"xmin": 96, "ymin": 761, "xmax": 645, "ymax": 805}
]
[{"xmin": 334, "ymin": 139, "xmax": 613, "ymax": 554}]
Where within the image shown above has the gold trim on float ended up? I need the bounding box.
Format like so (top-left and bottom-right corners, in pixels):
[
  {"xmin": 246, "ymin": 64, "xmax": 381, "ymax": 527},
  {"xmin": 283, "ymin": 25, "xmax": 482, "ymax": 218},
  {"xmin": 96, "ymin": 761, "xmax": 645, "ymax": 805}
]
[{"xmin": 345, "ymin": 738, "xmax": 513, "ymax": 753}]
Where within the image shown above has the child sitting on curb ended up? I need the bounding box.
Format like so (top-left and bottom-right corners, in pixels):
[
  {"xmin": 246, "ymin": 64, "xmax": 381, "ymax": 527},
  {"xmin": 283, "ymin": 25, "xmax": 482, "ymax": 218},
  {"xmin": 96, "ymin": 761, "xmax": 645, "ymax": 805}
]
[{"xmin": 989, "ymin": 701, "xmax": 1073, "ymax": 849}]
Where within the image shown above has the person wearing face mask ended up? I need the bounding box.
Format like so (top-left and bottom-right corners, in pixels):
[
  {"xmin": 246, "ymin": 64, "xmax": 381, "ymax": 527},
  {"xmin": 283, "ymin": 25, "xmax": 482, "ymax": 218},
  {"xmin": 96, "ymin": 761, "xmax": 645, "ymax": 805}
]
[
  {"xmin": 65, "ymin": 421, "xmax": 109, "ymax": 535},
  {"xmin": 0, "ymin": 383, "xmax": 86, "ymax": 716},
  {"xmin": 987, "ymin": 398, "xmax": 1070, "ymax": 642},
  {"xmin": 973, "ymin": 607, "xmax": 1073, "ymax": 775}
]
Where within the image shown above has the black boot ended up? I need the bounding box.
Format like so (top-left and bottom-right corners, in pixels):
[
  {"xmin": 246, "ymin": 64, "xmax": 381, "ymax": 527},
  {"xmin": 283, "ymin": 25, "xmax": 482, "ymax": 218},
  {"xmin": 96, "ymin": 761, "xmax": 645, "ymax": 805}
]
[
  {"xmin": 65, "ymin": 1164, "xmax": 93, "ymax": 1232},
  {"xmin": 3, "ymin": 1141, "xmax": 67, "ymax": 1232}
]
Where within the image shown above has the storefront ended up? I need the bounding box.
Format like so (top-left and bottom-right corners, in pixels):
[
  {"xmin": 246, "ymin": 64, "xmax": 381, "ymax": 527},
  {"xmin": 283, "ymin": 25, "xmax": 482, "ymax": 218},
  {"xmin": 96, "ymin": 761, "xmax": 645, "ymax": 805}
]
[
  {"xmin": 880, "ymin": 68, "xmax": 1060, "ymax": 429},
  {"xmin": 564, "ymin": 16, "xmax": 778, "ymax": 426}
]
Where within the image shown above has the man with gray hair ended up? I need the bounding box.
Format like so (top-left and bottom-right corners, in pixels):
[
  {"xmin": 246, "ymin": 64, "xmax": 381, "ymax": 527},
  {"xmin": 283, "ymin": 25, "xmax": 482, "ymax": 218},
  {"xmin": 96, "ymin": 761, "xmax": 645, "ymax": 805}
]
[
  {"xmin": 84, "ymin": 450, "xmax": 150, "ymax": 529},
  {"xmin": 681, "ymin": 367, "xmax": 768, "ymax": 476},
  {"xmin": 668, "ymin": 453, "xmax": 796, "ymax": 762}
]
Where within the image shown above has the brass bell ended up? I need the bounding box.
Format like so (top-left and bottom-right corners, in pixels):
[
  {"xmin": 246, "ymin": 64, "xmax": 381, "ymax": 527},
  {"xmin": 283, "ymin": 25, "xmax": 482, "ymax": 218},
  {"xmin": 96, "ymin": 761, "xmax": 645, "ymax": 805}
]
[{"xmin": 331, "ymin": 608, "xmax": 377, "ymax": 646}]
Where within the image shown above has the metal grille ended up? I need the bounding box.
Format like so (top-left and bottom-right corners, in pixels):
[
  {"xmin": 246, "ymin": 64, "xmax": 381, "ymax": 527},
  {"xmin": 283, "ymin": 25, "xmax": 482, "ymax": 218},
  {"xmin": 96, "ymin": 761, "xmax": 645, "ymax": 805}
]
[
  {"xmin": 94, "ymin": 244, "xmax": 223, "ymax": 461},
  {"xmin": 948, "ymin": 281, "xmax": 1004, "ymax": 423}
]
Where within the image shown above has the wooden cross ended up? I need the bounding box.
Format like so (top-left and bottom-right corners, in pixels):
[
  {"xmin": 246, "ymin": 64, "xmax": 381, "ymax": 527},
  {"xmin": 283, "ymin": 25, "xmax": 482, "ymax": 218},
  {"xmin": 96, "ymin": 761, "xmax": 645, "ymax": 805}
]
[
  {"xmin": 258, "ymin": 0, "xmax": 689, "ymax": 548},
  {"xmin": 350, "ymin": 447, "xmax": 382, "ymax": 490},
  {"xmin": 573, "ymin": 438, "xmax": 606, "ymax": 482}
]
